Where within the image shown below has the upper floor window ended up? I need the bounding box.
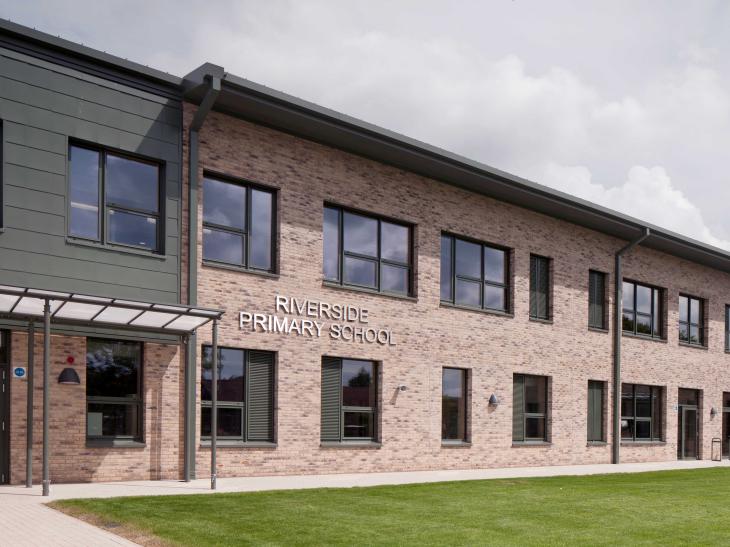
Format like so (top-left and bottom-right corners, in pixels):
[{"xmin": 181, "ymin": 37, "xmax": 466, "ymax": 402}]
[
  {"xmin": 202, "ymin": 176, "xmax": 275, "ymax": 272},
  {"xmin": 679, "ymin": 295, "xmax": 704, "ymax": 346},
  {"xmin": 440, "ymin": 234, "xmax": 510, "ymax": 313},
  {"xmin": 622, "ymin": 281, "xmax": 662, "ymax": 338},
  {"xmin": 69, "ymin": 144, "xmax": 162, "ymax": 252},
  {"xmin": 323, "ymin": 205, "xmax": 412, "ymax": 296},
  {"xmin": 725, "ymin": 306, "xmax": 730, "ymax": 352},
  {"xmin": 588, "ymin": 270, "xmax": 607, "ymax": 329},
  {"xmin": 529, "ymin": 255, "xmax": 551, "ymax": 320}
]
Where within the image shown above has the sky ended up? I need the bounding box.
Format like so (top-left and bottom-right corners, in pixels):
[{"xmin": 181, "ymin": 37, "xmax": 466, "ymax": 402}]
[{"xmin": 3, "ymin": 1, "xmax": 730, "ymax": 248}]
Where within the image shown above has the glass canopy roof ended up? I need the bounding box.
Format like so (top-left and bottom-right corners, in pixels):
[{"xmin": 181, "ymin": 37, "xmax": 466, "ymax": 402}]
[{"xmin": 0, "ymin": 284, "xmax": 223, "ymax": 334}]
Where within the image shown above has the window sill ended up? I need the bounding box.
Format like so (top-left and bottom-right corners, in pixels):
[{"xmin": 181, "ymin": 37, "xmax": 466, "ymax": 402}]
[
  {"xmin": 86, "ymin": 439, "xmax": 146, "ymax": 448},
  {"xmin": 620, "ymin": 441, "xmax": 666, "ymax": 447},
  {"xmin": 320, "ymin": 441, "xmax": 382, "ymax": 449},
  {"xmin": 622, "ymin": 332, "xmax": 667, "ymax": 343},
  {"xmin": 66, "ymin": 237, "xmax": 166, "ymax": 260},
  {"xmin": 439, "ymin": 302, "xmax": 513, "ymax": 318},
  {"xmin": 201, "ymin": 260, "xmax": 279, "ymax": 279},
  {"xmin": 441, "ymin": 440, "xmax": 471, "ymax": 448},
  {"xmin": 529, "ymin": 317, "xmax": 553, "ymax": 325},
  {"xmin": 587, "ymin": 441, "xmax": 608, "ymax": 447},
  {"xmin": 678, "ymin": 342, "xmax": 708, "ymax": 351},
  {"xmin": 588, "ymin": 326, "xmax": 609, "ymax": 334},
  {"xmin": 322, "ymin": 281, "xmax": 417, "ymax": 302},
  {"xmin": 512, "ymin": 441, "xmax": 552, "ymax": 447},
  {"xmin": 199, "ymin": 440, "xmax": 276, "ymax": 448}
]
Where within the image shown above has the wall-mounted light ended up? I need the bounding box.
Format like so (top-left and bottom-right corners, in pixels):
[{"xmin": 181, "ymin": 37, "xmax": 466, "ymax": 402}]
[
  {"xmin": 398, "ymin": 385, "xmax": 408, "ymax": 392},
  {"xmin": 489, "ymin": 393, "xmax": 500, "ymax": 406},
  {"xmin": 58, "ymin": 367, "xmax": 80, "ymax": 385},
  {"xmin": 711, "ymin": 407, "xmax": 718, "ymax": 417}
]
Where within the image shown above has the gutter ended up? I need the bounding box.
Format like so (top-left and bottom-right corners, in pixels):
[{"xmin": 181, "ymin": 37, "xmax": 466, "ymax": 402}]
[{"xmin": 612, "ymin": 227, "xmax": 650, "ymax": 464}]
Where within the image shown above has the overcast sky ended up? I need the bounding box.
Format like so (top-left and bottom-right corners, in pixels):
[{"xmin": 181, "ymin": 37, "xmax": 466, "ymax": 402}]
[{"xmin": 4, "ymin": 1, "xmax": 730, "ymax": 248}]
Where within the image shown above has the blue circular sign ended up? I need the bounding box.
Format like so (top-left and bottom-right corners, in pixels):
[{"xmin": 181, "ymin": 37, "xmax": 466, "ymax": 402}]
[{"xmin": 13, "ymin": 367, "xmax": 26, "ymax": 378}]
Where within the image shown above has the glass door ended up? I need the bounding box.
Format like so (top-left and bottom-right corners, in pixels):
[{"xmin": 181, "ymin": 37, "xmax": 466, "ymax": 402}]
[{"xmin": 679, "ymin": 406, "xmax": 699, "ymax": 460}]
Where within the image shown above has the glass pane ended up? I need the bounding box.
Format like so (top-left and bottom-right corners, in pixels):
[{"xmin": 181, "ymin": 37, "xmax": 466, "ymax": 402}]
[
  {"xmin": 636, "ymin": 314, "xmax": 652, "ymax": 335},
  {"xmin": 323, "ymin": 207, "xmax": 340, "ymax": 281},
  {"xmin": 653, "ymin": 389, "xmax": 662, "ymax": 439},
  {"xmin": 653, "ymin": 292, "xmax": 661, "ymax": 337},
  {"xmin": 689, "ymin": 325, "xmax": 700, "ymax": 344},
  {"xmin": 621, "ymin": 418, "xmax": 634, "ymax": 439},
  {"xmin": 690, "ymin": 298, "xmax": 700, "ymax": 324},
  {"xmin": 250, "ymin": 189, "xmax": 273, "ymax": 270},
  {"xmin": 484, "ymin": 285, "xmax": 506, "ymax": 311},
  {"xmin": 621, "ymin": 385, "xmax": 634, "ymax": 417},
  {"xmin": 442, "ymin": 368, "xmax": 466, "ymax": 441},
  {"xmin": 201, "ymin": 407, "xmax": 243, "ymax": 438},
  {"xmin": 87, "ymin": 403, "xmax": 138, "ymax": 438},
  {"xmin": 524, "ymin": 376, "xmax": 546, "ymax": 414},
  {"xmin": 0, "ymin": 332, "xmax": 6, "ymax": 363},
  {"xmin": 635, "ymin": 420, "xmax": 651, "ymax": 439},
  {"xmin": 636, "ymin": 285, "xmax": 652, "ymax": 314},
  {"xmin": 678, "ymin": 389, "xmax": 698, "ymax": 406},
  {"xmin": 343, "ymin": 412, "xmax": 374, "ymax": 439},
  {"xmin": 69, "ymin": 146, "xmax": 100, "ymax": 239},
  {"xmin": 381, "ymin": 264, "xmax": 408, "ymax": 294},
  {"xmin": 343, "ymin": 256, "xmax": 377, "ymax": 287},
  {"xmin": 203, "ymin": 228, "xmax": 244, "ymax": 265},
  {"xmin": 203, "ymin": 177, "xmax": 245, "ymax": 230},
  {"xmin": 455, "ymin": 278, "xmax": 481, "ymax": 307},
  {"xmin": 455, "ymin": 239, "xmax": 481, "ymax": 279},
  {"xmin": 105, "ymin": 153, "xmax": 159, "ymax": 212},
  {"xmin": 525, "ymin": 416, "xmax": 545, "ymax": 440},
  {"xmin": 86, "ymin": 339, "xmax": 141, "ymax": 398},
  {"xmin": 679, "ymin": 296, "xmax": 688, "ymax": 322},
  {"xmin": 201, "ymin": 347, "xmax": 245, "ymax": 403},
  {"xmin": 622, "ymin": 282, "xmax": 634, "ymax": 310},
  {"xmin": 342, "ymin": 360, "xmax": 374, "ymax": 407},
  {"xmin": 635, "ymin": 385, "xmax": 651, "ymax": 417},
  {"xmin": 381, "ymin": 222, "xmax": 408, "ymax": 263},
  {"xmin": 622, "ymin": 311, "xmax": 635, "ymax": 332},
  {"xmin": 679, "ymin": 322, "xmax": 689, "ymax": 342},
  {"xmin": 440, "ymin": 235, "xmax": 453, "ymax": 301},
  {"xmin": 343, "ymin": 212, "xmax": 377, "ymax": 256},
  {"xmin": 108, "ymin": 209, "xmax": 157, "ymax": 250},
  {"xmin": 484, "ymin": 247, "xmax": 506, "ymax": 283}
]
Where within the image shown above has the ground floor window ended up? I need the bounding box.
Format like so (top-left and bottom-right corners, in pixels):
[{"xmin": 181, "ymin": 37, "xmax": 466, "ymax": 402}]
[
  {"xmin": 321, "ymin": 357, "xmax": 377, "ymax": 442},
  {"xmin": 587, "ymin": 380, "xmax": 606, "ymax": 442},
  {"xmin": 442, "ymin": 367, "xmax": 468, "ymax": 442},
  {"xmin": 86, "ymin": 338, "xmax": 143, "ymax": 442},
  {"xmin": 201, "ymin": 346, "xmax": 275, "ymax": 443},
  {"xmin": 621, "ymin": 383, "xmax": 663, "ymax": 441},
  {"xmin": 513, "ymin": 374, "xmax": 549, "ymax": 442}
]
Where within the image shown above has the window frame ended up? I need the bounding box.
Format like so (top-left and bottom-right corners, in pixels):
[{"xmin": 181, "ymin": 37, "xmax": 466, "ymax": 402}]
[
  {"xmin": 529, "ymin": 254, "xmax": 551, "ymax": 320},
  {"xmin": 679, "ymin": 294, "xmax": 704, "ymax": 346},
  {"xmin": 67, "ymin": 142, "xmax": 165, "ymax": 253},
  {"xmin": 513, "ymin": 373, "xmax": 549, "ymax": 443},
  {"xmin": 621, "ymin": 383, "xmax": 663, "ymax": 442},
  {"xmin": 725, "ymin": 305, "xmax": 730, "ymax": 352},
  {"xmin": 588, "ymin": 270, "xmax": 608, "ymax": 330},
  {"xmin": 85, "ymin": 338, "xmax": 144, "ymax": 444},
  {"xmin": 441, "ymin": 367, "xmax": 469, "ymax": 443},
  {"xmin": 323, "ymin": 203, "xmax": 414, "ymax": 297},
  {"xmin": 201, "ymin": 172, "xmax": 277, "ymax": 273},
  {"xmin": 440, "ymin": 232, "xmax": 511, "ymax": 313},
  {"xmin": 587, "ymin": 380, "xmax": 606, "ymax": 443},
  {"xmin": 621, "ymin": 280, "xmax": 663, "ymax": 339}
]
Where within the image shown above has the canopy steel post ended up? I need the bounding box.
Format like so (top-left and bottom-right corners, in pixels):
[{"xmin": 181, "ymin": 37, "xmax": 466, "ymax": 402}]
[
  {"xmin": 26, "ymin": 321, "xmax": 34, "ymax": 488},
  {"xmin": 211, "ymin": 319, "xmax": 218, "ymax": 490},
  {"xmin": 42, "ymin": 300, "xmax": 50, "ymax": 496}
]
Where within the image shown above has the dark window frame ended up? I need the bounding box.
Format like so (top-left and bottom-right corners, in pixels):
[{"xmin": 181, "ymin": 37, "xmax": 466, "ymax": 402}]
[
  {"xmin": 440, "ymin": 232, "xmax": 511, "ymax": 313},
  {"xmin": 0, "ymin": 120, "xmax": 4, "ymax": 230},
  {"xmin": 441, "ymin": 367, "xmax": 469, "ymax": 442},
  {"xmin": 587, "ymin": 380, "xmax": 606, "ymax": 442},
  {"xmin": 85, "ymin": 338, "xmax": 144, "ymax": 443},
  {"xmin": 679, "ymin": 294, "xmax": 704, "ymax": 346},
  {"xmin": 529, "ymin": 254, "xmax": 551, "ymax": 320},
  {"xmin": 622, "ymin": 280, "xmax": 664, "ymax": 339},
  {"xmin": 513, "ymin": 373, "xmax": 549, "ymax": 443},
  {"xmin": 323, "ymin": 203, "xmax": 414, "ymax": 297},
  {"xmin": 67, "ymin": 142, "xmax": 165, "ymax": 253},
  {"xmin": 201, "ymin": 171, "xmax": 278, "ymax": 273},
  {"xmin": 588, "ymin": 270, "xmax": 608, "ymax": 330},
  {"xmin": 621, "ymin": 383, "xmax": 663, "ymax": 442},
  {"xmin": 725, "ymin": 305, "xmax": 730, "ymax": 352}
]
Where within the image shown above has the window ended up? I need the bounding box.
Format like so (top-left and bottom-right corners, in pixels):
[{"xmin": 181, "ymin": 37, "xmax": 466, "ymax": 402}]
[
  {"xmin": 513, "ymin": 374, "xmax": 548, "ymax": 442},
  {"xmin": 587, "ymin": 381, "xmax": 605, "ymax": 442},
  {"xmin": 440, "ymin": 234, "xmax": 510, "ymax": 312},
  {"xmin": 622, "ymin": 281, "xmax": 662, "ymax": 338},
  {"xmin": 202, "ymin": 176, "xmax": 275, "ymax": 272},
  {"xmin": 726, "ymin": 305, "xmax": 730, "ymax": 351},
  {"xmin": 321, "ymin": 357, "xmax": 377, "ymax": 442},
  {"xmin": 0, "ymin": 121, "xmax": 3, "ymax": 229},
  {"xmin": 68, "ymin": 144, "xmax": 162, "ymax": 251},
  {"xmin": 201, "ymin": 346, "xmax": 275, "ymax": 443},
  {"xmin": 621, "ymin": 383, "xmax": 663, "ymax": 441},
  {"xmin": 442, "ymin": 368, "xmax": 468, "ymax": 442},
  {"xmin": 529, "ymin": 255, "xmax": 551, "ymax": 320},
  {"xmin": 588, "ymin": 270, "xmax": 607, "ymax": 329},
  {"xmin": 323, "ymin": 205, "xmax": 412, "ymax": 296},
  {"xmin": 86, "ymin": 339, "xmax": 143, "ymax": 442},
  {"xmin": 679, "ymin": 295, "xmax": 704, "ymax": 346}
]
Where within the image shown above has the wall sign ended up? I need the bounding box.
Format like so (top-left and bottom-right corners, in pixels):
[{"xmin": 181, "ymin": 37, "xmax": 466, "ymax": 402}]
[
  {"xmin": 239, "ymin": 295, "xmax": 395, "ymax": 345},
  {"xmin": 13, "ymin": 367, "xmax": 27, "ymax": 378}
]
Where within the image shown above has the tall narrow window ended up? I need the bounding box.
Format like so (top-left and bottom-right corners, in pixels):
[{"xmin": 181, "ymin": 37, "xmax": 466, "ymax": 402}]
[
  {"xmin": 440, "ymin": 234, "xmax": 510, "ymax": 312},
  {"xmin": 513, "ymin": 374, "xmax": 548, "ymax": 442},
  {"xmin": 725, "ymin": 305, "xmax": 730, "ymax": 352},
  {"xmin": 588, "ymin": 270, "xmax": 607, "ymax": 329},
  {"xmin": 202, "ymin": 176, "xmax": 275, "ymax": 272},
  {"xmin": 321, "ymin": 357, "xmax": 377, "ymax": 442},
  {"xmin": 587, "ymin": 380, "xmax": 605, "ymax": 442},
  {"xmin": 679, "ymin": 295, "xmax": 704, "ymax": 346},
  {"xmin": 0, "ymin": 121, "xmax": 4, "ymax": 229},
  {"xmin": 442, "ymin": 368, "xmax": 468, "ymax": 442},
  {"xmin": 201, "ymin": 346, "xmax": 275, "ymax": 443},
  {"xmin": 86, "ymin": 339, "xmax": 143, "ymax": 442},
  {"xmin": 323, "ymin": 206, "xmax": 412, "ymax": 296},
  {"xmin": 621, "ymin": 383, "xmax": 663, "ymax": 441},
  {"xmin": 68, "ymin": 145, "xmax": 162, "ymax": 251},
  {"xmin": 622, "ymin": 281, "xmax": 663, "ymax": 338},
  {"xmin": 529, "ymin": 255, "xmax": 550, "ymax": 320}
]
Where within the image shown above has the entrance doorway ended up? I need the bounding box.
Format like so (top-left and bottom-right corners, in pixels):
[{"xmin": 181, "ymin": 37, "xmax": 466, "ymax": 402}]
[
  {"xmin": 723, "ymin": 393, "xmax": 730, "ymax": 459},
  {"xmin": 0, "ymin": 331, "xmax": 8, "ymax": 484},
  {"xmin": 678, "ymin": 388, "xmax": 700, "ymax": 460}
]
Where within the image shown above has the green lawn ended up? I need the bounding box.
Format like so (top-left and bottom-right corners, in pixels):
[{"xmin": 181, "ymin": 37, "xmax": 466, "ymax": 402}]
[{"xmin": 53, "ymin": 468, "xmax": 730, "ymax": 546}]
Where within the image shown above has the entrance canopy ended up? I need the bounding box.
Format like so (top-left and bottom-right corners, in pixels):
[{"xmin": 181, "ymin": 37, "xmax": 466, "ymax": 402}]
[{"xmin": 0, "ymin": 284, "xmax": 223, "ymax": 334}]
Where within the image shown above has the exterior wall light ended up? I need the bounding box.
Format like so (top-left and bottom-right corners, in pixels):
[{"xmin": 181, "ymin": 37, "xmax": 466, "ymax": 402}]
[
  {"xmin": 489, "ymin": 393, "xmax": 500, "ymax": 406},
  {"xmin": 58, "ymin": 367, "xmax": 80, "ymax": 385},
  {"xmin": 711, "ymin": 407, "xmax": 718, "ymax": 417},
  {"xmin": 398, "ymin": 385, "xmax": 408, "ymax": 392}
]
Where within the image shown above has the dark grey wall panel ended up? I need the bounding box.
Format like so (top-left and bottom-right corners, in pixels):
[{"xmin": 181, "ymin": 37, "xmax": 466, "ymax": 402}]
[{"xmin": 0, "ymin": 46, "xmax": 182, "ymax": 303}]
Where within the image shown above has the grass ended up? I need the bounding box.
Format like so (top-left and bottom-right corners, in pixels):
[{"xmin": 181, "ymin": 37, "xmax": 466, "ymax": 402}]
[{"xmin": 52, "ymin": 468, "xmax": 730, "ymax": 546}]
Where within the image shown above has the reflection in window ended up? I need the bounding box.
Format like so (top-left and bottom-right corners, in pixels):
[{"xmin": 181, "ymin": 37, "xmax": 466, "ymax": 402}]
[
  {"xmin": 321, "ymin": 357, "xmax": 378, "ymax": 442},
  {"xmin": 621, "ymin": 383, "xmax": 663, "ymax": 441},
  {"xmin": 513, "ymin": 374, "xmax": 548, "ymax": 442},
  {"xmin": 442, "ymin": 368, "xmax": 467, "ymax": 441},
  {"xmin": 679, "ymin": 295, "xmax": 704, "ymax": 346},
  {"xmin": 622, "ymin": 281, "xmax": 662, "ymax": 338},
  {"xmin": 323, "ymin": 206, "xmax": 412, "ymax": 295}
]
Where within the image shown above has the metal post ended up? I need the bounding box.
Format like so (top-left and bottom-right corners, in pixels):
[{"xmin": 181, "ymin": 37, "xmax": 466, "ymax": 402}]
[
  {"xmin": 26, "ymin": 321, "xmax": 34, "ymax": 488},
  {"xmin": 211, "ymin": 319, "xmax": 218, "ymax": 490},
  {"xmin": 42, "ymin": 301, "xmax": 50, "ymax": 496}
]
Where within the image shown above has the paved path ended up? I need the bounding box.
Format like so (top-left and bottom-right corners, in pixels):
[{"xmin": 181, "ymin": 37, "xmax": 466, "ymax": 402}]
[{"xmin": 1, "ymin": 459, "xmax": 729, "ymax": 546}]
